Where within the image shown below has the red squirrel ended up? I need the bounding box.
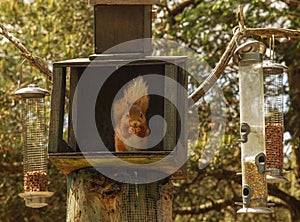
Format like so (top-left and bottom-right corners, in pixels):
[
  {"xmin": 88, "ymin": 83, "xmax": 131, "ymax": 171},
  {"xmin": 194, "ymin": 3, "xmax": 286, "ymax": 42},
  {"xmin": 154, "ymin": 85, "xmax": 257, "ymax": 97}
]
[{"xmin": 113, "ymin": 77, "xmax": 150, "ymax": 152}]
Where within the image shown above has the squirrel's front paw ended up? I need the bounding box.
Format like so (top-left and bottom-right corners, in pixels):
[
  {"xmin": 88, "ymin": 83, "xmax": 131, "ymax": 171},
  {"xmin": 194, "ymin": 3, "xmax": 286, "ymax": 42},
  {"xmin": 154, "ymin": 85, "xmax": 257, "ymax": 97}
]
[
  {"xmin": 128, "ymin": 127, "xmax": 136, "ymax": 134},
  {"xmin": 129, "ymin": 126, "xmax": 143, "ymax": 136},
  {"xmin": 135, "ymin": 127, "xmax": 150, "ymax": 138}
]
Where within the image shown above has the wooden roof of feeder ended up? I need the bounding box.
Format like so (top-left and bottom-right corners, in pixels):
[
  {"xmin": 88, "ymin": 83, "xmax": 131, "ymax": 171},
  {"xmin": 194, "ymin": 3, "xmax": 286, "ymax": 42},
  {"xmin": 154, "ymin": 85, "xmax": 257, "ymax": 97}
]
[{"xmin": 89, "ymin": 0, "xmax": 160, "ymax": 5}]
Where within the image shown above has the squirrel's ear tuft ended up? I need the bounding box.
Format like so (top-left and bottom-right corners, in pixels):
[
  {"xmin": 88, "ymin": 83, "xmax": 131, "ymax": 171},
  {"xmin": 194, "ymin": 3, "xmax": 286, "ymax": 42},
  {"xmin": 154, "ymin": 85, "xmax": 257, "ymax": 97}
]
[
  {"xmin": 114, "ymin": 76, "xmax": 149, "ymax": 123},
  {"xmin": 134, "ymin": 95, "xmax": 149, "ymax": 113},
  {"xmin": 124, "ymin": 76, "xmax": 148, "ymax": 104},
  {"xmin": 113, "ymin": 97, "xmax": 129, "ymax": 124}
]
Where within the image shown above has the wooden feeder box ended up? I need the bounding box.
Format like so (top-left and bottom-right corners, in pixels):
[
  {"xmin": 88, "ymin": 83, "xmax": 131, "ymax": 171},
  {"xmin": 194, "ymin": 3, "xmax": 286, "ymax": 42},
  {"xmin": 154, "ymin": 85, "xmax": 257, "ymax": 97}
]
[
  {"xmin": 49, "ymin": 57, "xmax": 188, "ymax": 178},
  {"xmin": 48, "ymin": 0, "xmax": 188, "ymax": 180},
  {"xmin": 90, "ymin": 0, "xmax": 160, "ymax": 55}
]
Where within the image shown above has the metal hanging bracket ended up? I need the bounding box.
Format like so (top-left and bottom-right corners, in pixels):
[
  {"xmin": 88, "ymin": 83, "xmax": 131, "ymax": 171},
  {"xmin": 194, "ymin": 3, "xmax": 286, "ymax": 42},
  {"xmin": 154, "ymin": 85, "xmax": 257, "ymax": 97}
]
[{"xmin": 237, "ymin": 122, "xmax": 250, "ymax": 143}]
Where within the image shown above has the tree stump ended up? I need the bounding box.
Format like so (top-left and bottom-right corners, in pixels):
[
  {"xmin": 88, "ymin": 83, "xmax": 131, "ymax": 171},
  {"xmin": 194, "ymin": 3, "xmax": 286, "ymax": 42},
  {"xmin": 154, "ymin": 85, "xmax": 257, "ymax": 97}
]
[{"xmin": 66, "ymin": 168, "xmax": 173, "ymax": 222}]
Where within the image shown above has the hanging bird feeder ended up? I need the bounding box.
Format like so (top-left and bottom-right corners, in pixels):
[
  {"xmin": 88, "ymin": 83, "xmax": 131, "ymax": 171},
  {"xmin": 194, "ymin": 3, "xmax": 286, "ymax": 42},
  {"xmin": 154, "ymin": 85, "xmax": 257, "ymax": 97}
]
[
  {"xmin": 263, "ymin": 60, "xmax": 289, "ymax": 183},
  {"xmin": 15, "ymin": 84, "xmax": 53, "ymax": 208},
  {"xmin": 234, "ymin": 41, "xmax": 273, "ymax": 213}
]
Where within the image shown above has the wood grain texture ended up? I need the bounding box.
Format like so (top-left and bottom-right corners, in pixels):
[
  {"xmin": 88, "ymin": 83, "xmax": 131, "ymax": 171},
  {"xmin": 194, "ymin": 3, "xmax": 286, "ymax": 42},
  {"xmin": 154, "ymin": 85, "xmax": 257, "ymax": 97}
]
[{"xmin": 94, "ymin": 5, "xmax": 151, "ymax": 53}]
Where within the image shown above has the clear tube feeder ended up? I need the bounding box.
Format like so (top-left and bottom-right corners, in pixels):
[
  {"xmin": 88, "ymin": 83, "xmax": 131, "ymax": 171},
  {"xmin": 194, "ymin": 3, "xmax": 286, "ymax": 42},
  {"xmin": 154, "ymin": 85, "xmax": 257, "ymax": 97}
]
[
  {"xmin": 16, "ymin": 84, "xmax": 53, "ymax": 208},
  {"xmin": 234, "ymin": 41, "xmax": 273, "ymax": 213},
  {"xmin": 263, "ymin": 61, "xmax": 289, "ymax": 183}
]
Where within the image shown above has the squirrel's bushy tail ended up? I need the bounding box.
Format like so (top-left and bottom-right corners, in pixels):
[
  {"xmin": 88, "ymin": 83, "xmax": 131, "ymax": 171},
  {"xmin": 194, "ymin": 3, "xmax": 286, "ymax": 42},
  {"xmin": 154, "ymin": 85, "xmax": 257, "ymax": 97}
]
[{"xmin": 113, "ymin": 76, "xmax": 149, "ymax": 124}]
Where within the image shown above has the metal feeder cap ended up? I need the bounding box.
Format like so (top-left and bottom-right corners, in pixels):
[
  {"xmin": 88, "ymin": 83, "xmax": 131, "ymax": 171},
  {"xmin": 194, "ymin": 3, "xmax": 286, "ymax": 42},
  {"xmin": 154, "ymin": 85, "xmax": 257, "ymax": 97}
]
[
  {"xmin": 263, "ymin": 60, "xmax": 289, "ymax": 75},
  {"xmin": 15, "ymin": 84, "xmax": 49, "ymax": 98},
  {"xmin": 233, "ymin": 40, "xmax": 266, "ymax": 64}
]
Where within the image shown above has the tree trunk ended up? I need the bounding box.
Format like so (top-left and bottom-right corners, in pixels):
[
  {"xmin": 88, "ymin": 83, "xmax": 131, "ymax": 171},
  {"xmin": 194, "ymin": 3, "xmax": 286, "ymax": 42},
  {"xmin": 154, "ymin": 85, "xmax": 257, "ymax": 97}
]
[
  {"xmin": 66, "ymin": 168, "xmax": 173, "ymax": 222},
  {"xmin": 283, "ymin": 41, "xmax": 300, "ymax": 181},
  {"xmin": 281, "ymin": 39, "xmax": 300, "ymax": 222}
]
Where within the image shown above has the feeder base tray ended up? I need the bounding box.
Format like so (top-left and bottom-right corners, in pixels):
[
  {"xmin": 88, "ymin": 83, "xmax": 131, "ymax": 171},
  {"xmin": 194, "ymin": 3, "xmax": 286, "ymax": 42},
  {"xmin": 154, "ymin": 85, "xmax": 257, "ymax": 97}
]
[
  {"xmin": 237, "ymin": 207, "xmax": 273, "ymax": 214},
  {"xmin": 18, "ymin": 191, "xmax": 54, "ymax": 208}
]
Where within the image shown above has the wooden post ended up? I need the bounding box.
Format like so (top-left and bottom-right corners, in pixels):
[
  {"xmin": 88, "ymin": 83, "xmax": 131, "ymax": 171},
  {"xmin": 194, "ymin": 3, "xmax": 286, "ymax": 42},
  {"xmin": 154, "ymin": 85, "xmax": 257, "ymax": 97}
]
[
  {"xmin": 49, "ymin": 66, "xmax": 66, "ymax": 153},
  {"xmin": 66, "ymin": 168, "xmax": 173, "ymax": 222}
]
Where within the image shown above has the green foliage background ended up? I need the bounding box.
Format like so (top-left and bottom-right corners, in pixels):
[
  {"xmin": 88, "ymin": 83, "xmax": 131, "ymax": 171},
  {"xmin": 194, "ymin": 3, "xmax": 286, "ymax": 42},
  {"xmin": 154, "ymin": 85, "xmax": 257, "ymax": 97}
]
[{"xmin": 0, "ymin": 0, "xmax": 300, "ymax": 221}]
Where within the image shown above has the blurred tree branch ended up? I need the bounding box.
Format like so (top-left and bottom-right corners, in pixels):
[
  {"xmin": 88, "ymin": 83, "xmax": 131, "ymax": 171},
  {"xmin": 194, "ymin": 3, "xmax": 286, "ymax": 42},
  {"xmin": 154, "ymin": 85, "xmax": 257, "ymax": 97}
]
[
  {"xmin": 243, "ymin": 28, "xmax": 300, "ymax": 38},
  {"xmin": 169, "ymin": 0, "xmax": 195, "ymax": 16},
  {"xmin": 280, "ymin": 0, "xmax": 300, "ymax": 9},
  {"xmin": 174, "ymin": 199, "xmax": 234, "ymax": 215},
  {"xmin": 0, "ymin": 163, "xmax": 22, "ymax": 173},
  {"xmin": 0, "ymin": 23, "xmax": 52, "ymax": 80},
  {"xmin": 269, "ymin": 184, "xmax": 300, "ymax": 220},
  {"xmin": 189, "ymin": 6, "xmax": 300, "ymax": 104}
]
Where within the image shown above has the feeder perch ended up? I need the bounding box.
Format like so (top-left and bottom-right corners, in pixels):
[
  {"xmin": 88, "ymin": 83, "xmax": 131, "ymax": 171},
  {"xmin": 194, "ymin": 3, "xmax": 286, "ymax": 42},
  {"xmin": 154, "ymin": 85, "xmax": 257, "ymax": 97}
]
[
  {"xmin": 234, "ymin": 41, "xmax": 273, "ymax": 213},
  {"xmin": 263, "ymin": 60, "xmax": 289, "ymax": 183},
  {"xmin": 15, "ymin": 84, "xmax": 53, "ymax": 208}
]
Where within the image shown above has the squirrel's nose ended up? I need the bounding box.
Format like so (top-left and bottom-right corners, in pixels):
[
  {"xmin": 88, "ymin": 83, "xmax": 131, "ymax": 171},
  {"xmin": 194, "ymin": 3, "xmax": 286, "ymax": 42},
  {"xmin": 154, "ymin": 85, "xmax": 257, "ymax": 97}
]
[{"xmin": 131, "ymin": 121, "xmax": 139, "ymax": 127}]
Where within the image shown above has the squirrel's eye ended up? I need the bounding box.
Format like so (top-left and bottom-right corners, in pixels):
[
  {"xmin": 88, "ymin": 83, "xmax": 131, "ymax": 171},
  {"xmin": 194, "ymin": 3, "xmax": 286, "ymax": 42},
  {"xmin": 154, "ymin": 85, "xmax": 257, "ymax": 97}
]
[
  {"xmin": 140, "ymin": 112, "xmax": 143, "ymax": 118},
  {"xmin": 126, "ymin": 112, "xmax": 129, "ymax": 118}
]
